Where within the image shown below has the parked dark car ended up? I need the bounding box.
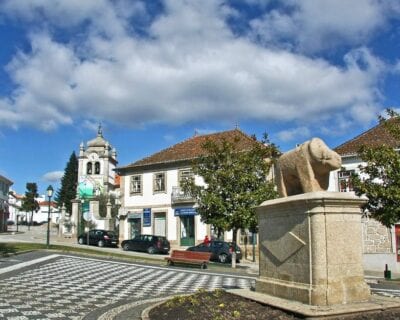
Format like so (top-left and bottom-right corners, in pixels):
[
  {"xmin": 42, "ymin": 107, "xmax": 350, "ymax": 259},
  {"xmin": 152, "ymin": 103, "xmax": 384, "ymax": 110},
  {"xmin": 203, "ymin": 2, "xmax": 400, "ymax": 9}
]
[
  {"xmin": 78, "ymin": 229, "xmax": 119, "ymax": 247},
  {"xmin": 187, "ymin": 240, "xmax": 242, "ymax": 263},
  {"xmin": 121, "ymin": 234, "xmax": 170, "ymax": 254}
]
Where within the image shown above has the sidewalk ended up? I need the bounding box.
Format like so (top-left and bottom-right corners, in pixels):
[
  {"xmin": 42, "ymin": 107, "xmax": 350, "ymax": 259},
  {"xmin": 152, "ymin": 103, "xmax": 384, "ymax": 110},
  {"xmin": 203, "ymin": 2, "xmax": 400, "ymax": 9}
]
[
  {"xmin": 0, "ymin": 226, "xmax": 260, "ymax": 276},
  {"xmin": 3, "ymin": 225, "xmax": 396, "ymax": 279}
]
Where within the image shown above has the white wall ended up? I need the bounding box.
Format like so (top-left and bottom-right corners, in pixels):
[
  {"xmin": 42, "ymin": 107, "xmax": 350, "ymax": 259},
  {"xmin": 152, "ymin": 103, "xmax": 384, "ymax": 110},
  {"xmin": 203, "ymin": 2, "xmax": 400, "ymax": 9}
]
[{"xmin": 121, "ymin": 167, "xmax": 209, "ymax": 245}]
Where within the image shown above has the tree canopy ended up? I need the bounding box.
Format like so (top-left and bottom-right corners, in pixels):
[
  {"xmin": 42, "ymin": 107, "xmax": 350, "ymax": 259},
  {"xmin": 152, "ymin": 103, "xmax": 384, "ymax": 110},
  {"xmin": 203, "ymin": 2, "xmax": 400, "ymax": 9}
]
[
  {"xmin": 183, "ymin": 133, "xmax": 279, "ymax": 241},
  {"xmin": 55, "ymin": 151, "xmax": 78, "ymax": 214},
  {"xmin": 352, "ymin": 109, "xmax": 400, "ymax": 227},
  {"xmin": 21, "ymin": 182, "xmax": 40, "ymax": 230}
]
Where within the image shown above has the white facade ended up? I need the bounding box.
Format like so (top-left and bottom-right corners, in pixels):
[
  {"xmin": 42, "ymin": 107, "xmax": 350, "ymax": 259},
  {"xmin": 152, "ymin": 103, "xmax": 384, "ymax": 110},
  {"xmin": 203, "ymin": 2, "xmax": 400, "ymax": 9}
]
[
  {"xmin": 70, "ymin": 125, "xmax": 119, "ymax": 237},
  {"xmin": 329, "ymin": 154, "xmax": 398, "ymax": 272},
  {"xmin": 8, "ymin": 192, "xmax": 60, "ymax": 225},
  {"xmin": 0, "ymin": 175, "xmax": 13, "ymax": 232},
  {"xmin": 119, "ymin": 166, "xmax": 209, "ymax": 247},
  {"xmin": 8, "ymin": 191, "xmax": 22, "ymax": 223}
]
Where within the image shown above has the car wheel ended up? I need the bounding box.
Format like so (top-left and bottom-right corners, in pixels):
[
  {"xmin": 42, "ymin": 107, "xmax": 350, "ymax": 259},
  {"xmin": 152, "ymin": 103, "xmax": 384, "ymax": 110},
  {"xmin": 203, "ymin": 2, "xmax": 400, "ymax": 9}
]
[
  {"xmin": 201, "ymin": 263, "xmax": 207, "ymax": 270},
  {"xmin": 98, "ymin": 240, "xmax": 105, "ymax": 247},
  {"xmin": 123, "ymin": 243, "xmax": 130, "ymax": 251},
  {"xmin": 147, "ymin": 246, "xmax": 156, "ymax": 254},
  {"xmin": 78, "ymin": 238, "xmax": 84, "ymax": 245},
  {"xmin": 218, "ymin": 253, "xmax": 228, "ymax": 263}
]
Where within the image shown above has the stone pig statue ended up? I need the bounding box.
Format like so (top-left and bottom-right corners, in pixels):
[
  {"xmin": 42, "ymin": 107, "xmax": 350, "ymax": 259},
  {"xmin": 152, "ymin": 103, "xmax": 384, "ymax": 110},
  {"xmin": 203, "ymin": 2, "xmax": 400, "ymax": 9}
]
[{"xmin": 276, "ymin": 138, "xmax": 341, "ymax": 197}]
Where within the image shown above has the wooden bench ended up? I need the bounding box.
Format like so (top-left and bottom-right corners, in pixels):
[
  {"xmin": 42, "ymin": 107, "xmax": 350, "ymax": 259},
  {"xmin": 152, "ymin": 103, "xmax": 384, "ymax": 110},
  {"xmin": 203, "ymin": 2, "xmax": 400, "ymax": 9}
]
[{"xmin": 165, "ymin": 250, "xmax": 212, "ymax": 269}]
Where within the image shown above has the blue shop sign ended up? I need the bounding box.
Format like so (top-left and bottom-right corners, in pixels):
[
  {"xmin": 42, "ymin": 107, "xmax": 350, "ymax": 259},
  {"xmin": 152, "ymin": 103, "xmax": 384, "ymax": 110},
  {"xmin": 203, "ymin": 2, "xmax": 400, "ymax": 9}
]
[
  {"xmin": 174, "ymin": 207, "xmax": 197, "ymax": 216},
  {"xmin": 143, "ymin": 208, "xmax": 151, "ymax": 227}
]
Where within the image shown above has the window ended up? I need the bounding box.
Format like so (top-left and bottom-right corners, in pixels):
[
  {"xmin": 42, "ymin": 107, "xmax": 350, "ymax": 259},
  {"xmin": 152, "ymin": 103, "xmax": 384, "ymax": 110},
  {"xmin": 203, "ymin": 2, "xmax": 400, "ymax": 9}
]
[
  {"xmin": 153, "ymin": 172, "xmax": 166, "ymax": 192},
  {"xmin": 130, "ymin": 175, "xmax": 142, "ymax": 194},
  {"xmin": 87, "ymin": 162, "xmax": 93, "ymax": 175},
  {"xmin": 178, "ymin": 169, "xmax": 193, "ymax": 187},
  {"xmin": 338, "ymin": 170, "xmax": 355, "ymax": 192},
  {"xmin": 95, "ymin": 162, "xmax": 100, "ymax": 174}
]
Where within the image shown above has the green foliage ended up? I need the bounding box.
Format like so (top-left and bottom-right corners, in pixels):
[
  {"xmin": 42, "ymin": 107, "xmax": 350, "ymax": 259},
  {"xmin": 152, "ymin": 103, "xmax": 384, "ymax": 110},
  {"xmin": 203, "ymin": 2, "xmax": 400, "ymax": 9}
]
[
  {"xmin": 55, "ymin": 152, "xmax": 78, "ymax": 214},
  {"xmin": 183, "ymin": 133, "xmax": 278, "ymax": 240},
  {"xmin": 352, "ymin": 109, "xmax": 400, "ymax": 227},
  {"xmin": 21, "ymin": 182, "xmax": 40, "ymax": 229}
]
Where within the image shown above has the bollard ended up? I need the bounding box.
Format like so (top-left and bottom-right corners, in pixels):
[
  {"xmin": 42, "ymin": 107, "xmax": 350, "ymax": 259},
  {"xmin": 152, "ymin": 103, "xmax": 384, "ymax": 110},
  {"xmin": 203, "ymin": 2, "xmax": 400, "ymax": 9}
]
[{"xmin": 384, "ymin": 263, "xmax": 392, "ymax": 279}]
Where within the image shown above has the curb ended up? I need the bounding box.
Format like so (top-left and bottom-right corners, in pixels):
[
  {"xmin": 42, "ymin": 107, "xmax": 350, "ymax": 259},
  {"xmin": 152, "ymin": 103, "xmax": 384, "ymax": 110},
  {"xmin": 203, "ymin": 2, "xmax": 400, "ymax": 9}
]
[
  {"xmin": 141, "ymin": 294, "xmax": 191, "ymax": 320},
  {"xmin": 93, "ymin": 297, "xmax": 169, "ymax": 320},
  {"xmin": 141, "ymin": 299, "xmax": 171, "ymax": 320}
]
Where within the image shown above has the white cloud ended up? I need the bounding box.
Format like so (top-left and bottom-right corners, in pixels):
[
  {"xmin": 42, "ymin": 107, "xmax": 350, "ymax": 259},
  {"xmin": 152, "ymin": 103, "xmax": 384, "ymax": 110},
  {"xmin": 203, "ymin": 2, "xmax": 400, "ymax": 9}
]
[
  {"xmin": 393, "ymin": 61, "xmax": 400, "ymax": 73},
  {"xmin": 276, "ymin": 126, "xmax": 311, "ymax": 142},
  {"xmin": 195, "ymin": 129, "xmax": 218, "ymax": 136},
  {"xmin": 42, "ymin": 171, "xmax": 64, "ymax": 182},
  {"xmin": 249, "ymin": 0, "xmax": 397, "ymax": 53},
  {"xmin": 0, "ymin": 0, "xmax": 387, "ymax": 134},
  {"xmin": 0, "ymin": 0, "xmax": 132, "ymax": 37},
  {"xmin": 163, "ymin": 134, "xmax": 176, "ymax": 142}
]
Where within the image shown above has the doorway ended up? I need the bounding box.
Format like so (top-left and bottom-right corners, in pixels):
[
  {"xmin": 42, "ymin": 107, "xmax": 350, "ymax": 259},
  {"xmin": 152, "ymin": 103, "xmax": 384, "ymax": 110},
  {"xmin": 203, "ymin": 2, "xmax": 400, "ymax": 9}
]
[
  {"xmin": 154, "ymin": 212, "xmax": 166, "ymax": 237},
  {"xmin": 129, "ymin": 218, "xmax": 141, "ymax": 239},
  {"xmin": 180, "ymin": 215, "xmax": 195, "ymax": 246}
]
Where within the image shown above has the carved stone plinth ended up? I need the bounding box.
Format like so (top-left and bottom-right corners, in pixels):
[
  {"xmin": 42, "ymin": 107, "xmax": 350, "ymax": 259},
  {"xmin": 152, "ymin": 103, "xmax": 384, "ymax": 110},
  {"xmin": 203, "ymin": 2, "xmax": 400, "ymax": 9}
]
[{"xmin": 255, "ymin": 192, "xmax": 370, "ymax": 306}]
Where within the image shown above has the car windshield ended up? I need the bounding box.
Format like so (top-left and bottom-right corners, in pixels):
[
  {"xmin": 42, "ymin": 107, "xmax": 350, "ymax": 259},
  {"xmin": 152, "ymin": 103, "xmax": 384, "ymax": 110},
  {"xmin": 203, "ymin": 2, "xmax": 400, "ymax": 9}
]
[
  {"xmin": 106, "ymin": 231, "xmax": 116, "ymax": 237},
  {"xmin": 212, "ymin": 241, "xmax": 224, "ymax": 248}
]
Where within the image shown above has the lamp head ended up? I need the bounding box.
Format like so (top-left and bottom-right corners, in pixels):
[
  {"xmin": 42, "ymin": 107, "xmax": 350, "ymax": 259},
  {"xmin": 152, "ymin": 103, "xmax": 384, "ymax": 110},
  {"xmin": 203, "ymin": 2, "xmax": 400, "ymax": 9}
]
[{"xmin": 47, "ymin": 185, "xmax": 54, "ymax": 198}]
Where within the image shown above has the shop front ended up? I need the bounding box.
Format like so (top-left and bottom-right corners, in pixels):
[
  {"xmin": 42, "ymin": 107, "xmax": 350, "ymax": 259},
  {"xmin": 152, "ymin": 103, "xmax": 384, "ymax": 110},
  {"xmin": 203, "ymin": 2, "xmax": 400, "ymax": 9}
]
[
  {"xmin": 175, "ymin": 207, "xmax": 197, "ymax": 246},
  {"xmin": 127, "ymin": 212, "xmax": 142, "ymax": 239}
]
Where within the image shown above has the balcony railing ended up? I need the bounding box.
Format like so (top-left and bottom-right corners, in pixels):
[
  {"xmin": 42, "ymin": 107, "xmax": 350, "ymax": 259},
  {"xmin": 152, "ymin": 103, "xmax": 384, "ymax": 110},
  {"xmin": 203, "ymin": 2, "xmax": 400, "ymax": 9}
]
[{"xmin": 171, "ymin": 186, "xmax": 195, "ymax": 204}]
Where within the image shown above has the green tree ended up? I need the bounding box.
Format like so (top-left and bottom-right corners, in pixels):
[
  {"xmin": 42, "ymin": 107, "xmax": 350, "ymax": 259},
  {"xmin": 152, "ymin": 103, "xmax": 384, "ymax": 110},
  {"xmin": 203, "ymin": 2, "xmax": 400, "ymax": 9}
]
[
  {"xmin": 352, "ymin": 109, "xmax": 400, "ymax": 227},
  {"xmin": 183, "ymin": 132, "xmax": 278, "ymax": 264},
  {"xmin": 55, "ymin": 152, "xmax": 78, "ymax": 214},
  {"xmin": 21, "ymin": 182, "xmax": 40, "ymax": 230}
]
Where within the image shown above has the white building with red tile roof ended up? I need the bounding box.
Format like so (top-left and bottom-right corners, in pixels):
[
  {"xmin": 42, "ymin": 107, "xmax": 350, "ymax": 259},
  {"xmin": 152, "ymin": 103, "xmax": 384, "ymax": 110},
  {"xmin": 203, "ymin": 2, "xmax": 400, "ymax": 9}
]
[
  {"xmin": 331, "ymin": 119, "xmax": 400, "ymax": 272},
  {"xmin": 116, "ymin": 129, "xmax": 260, "ymax": 248},
  {"xmin": 8, "ymin": 192, "xmax": 60, "ymax": 226},
  {"xmin": 0, "ymin": 175, "xmax": 13, "ymax": 232}
]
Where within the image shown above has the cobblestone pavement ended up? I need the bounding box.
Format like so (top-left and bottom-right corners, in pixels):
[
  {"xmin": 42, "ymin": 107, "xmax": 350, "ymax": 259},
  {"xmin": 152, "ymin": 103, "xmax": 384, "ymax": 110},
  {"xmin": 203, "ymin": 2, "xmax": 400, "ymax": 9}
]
[{"xmin": 0, "ymin": 254, "xmax": 255, "ymax": 319}]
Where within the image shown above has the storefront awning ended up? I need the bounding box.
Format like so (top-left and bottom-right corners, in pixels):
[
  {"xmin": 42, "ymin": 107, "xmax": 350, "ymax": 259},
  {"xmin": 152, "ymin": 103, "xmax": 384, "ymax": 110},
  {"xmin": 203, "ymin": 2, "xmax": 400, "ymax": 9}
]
[{"xmin": 174, "ymin": 207, "xmax": 197, "ymax": 216}]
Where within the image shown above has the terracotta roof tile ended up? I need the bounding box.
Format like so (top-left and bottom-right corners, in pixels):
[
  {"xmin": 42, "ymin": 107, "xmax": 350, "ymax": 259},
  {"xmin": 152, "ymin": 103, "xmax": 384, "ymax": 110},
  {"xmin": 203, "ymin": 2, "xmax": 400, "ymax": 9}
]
[
  {"xmin": 335, "ymin": 118, "xmax": 400, "ymax": 156},
  {"xmin": 39, "ymin": 201, "xmax": 57, "ymax": 208},
  {"xmin": 118, "ymin": 129, "xmax": 259, "ymax": 170},
  {"xmin": 114, "ymin": 174, "xmax": 121, "ymax": 186}
]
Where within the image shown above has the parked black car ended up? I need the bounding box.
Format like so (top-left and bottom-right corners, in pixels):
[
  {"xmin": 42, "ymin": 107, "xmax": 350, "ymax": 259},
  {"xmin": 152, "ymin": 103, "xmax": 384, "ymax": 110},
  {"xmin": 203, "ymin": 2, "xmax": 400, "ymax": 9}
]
[
  {"xmin": 187, "ymin": 240, "xmax": 242, "ymax": 263},
  {"xmin": 121, "ymin": 234, "xmax": 170, "ymax": 254},
  {"xmin": 78, "ymin": 229, "xmax": 119, "ymax": 247}
]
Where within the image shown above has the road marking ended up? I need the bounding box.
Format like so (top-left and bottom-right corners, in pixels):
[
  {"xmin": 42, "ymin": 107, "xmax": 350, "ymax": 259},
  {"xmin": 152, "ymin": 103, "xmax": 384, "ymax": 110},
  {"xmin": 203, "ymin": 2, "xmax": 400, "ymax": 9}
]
[
  {"xmin": 0, "ymin": 259, "xmax": 21, "ymax": 263},
  {"xmin": 371, "ymin": 288, "xmax": 400, "ymax": 293},
  {"xmin": 0, "ymin": 254, "xmax": 59, "ymax": 275}
]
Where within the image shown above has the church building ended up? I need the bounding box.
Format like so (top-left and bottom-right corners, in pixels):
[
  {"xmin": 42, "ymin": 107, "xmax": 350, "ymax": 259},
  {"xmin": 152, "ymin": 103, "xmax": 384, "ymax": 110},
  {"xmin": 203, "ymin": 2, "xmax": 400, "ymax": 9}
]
[{"xmin": 69, "ymin": 126, "xmax": 120, "ymax": 236}]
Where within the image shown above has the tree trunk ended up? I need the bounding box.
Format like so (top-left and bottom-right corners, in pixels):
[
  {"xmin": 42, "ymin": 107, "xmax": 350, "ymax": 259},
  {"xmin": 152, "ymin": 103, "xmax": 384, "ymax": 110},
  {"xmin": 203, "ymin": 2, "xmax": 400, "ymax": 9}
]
[{"xmin": 231, "ymin": 228, "xmax": 237, "ymax": 269}]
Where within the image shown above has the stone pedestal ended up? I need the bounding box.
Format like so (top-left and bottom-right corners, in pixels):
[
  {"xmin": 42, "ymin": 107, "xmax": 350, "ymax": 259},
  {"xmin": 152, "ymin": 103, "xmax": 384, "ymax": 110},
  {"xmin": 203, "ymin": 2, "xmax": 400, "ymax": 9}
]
[{"xmin": 255, "ymin": 192, "xmax": 370, "ymax": 306}]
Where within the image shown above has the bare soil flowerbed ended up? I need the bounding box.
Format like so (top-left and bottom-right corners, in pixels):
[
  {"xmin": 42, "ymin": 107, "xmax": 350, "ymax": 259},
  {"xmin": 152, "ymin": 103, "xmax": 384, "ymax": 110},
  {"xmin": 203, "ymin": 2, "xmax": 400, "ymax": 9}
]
[{"xmin": 149, "ymin": 290, "xmax": 400, "ymax": 320}]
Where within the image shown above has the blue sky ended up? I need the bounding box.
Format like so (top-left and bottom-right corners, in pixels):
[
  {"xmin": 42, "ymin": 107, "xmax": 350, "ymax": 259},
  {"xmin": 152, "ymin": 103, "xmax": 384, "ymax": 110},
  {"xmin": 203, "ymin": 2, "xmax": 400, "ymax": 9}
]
[{"xmin": 0, "ymin": 0, "xmax": 400, "ymax": 195}]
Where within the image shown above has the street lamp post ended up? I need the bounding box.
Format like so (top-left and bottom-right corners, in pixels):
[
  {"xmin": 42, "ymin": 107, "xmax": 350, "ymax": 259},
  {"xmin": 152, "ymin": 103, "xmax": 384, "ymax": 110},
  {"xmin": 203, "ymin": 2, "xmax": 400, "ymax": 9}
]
[{"xmin": 46, "ymin": 185, "xmax": 54, "ymax": 248}]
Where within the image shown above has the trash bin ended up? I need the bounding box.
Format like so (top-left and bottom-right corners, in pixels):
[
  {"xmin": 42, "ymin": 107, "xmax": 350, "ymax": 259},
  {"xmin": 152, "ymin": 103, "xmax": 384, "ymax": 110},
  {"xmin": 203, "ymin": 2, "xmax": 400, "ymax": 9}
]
[{"xmin": 384, "ymin": 264, "xmax": 391, "ymax": 279}]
